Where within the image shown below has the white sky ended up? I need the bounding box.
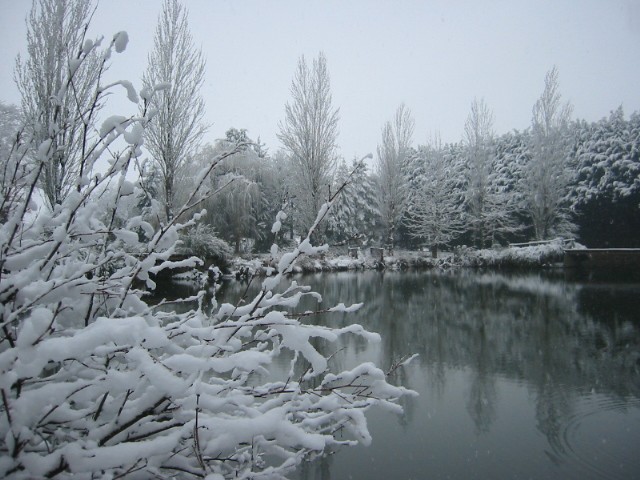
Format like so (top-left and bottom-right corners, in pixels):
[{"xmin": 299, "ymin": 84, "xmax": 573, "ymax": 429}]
[{"xmin": 1, "ymin": 0, "xmax": 640, "ymax": 161}]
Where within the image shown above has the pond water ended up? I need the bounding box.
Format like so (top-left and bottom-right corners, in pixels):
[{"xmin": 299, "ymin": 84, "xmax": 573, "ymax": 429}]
[{"xmin": 160, "ymin": 269, "xmax": 640, "ymax": 479}]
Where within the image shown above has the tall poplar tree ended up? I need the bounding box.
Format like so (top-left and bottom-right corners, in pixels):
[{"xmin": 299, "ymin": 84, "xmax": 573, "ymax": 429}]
[
  {"xmin": 142, "ymin": 0, "xmax": 207, "ymax": 221},
  {"xmin": 376, "ymin": 103, "xmax": 414, "ymax": 247},
  {"xmin": 523, "ymin": 66, "xmax": 575, "ymax": 240},
  {"xmin": 278, "ymin": 52, "xmax": 340, "ymax": 238},
  {"xmin": 15, "ymin": 0, "xmax": 101, "ymax": 210}
]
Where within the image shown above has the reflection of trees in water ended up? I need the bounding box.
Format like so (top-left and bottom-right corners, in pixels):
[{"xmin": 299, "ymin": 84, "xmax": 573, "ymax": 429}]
[
  {"xmin": 193, "ymin": 269, "xmax": 640, "ymax": 467},
  {"xmin": 396, "ymin": 270, "xmax": 639, "ymax": 446},
  {"xmin": 535, "ymin": 382, "xmax": 573, "ymax": 464},
  {"xmin": 163, "ymin": 271, "xmax": 640, "ymax": 401},
  {"xmin": 305, "ymin": 270, "xmax": 640, "ymax": 444},
  {"xmin": 467, "ymin": 369, "xmax": 496, "ymax": 434},
  {"xmin": 466, "ymin": 324, "xmax": 497, "ymax": 434}
]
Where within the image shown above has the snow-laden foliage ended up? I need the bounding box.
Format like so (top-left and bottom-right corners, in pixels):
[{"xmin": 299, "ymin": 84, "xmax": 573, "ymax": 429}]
[
  {"xmin": 387, "ymin": 102, "xmax": 640, "ymax": 250},
  {"xmin": 459, "ymin": 99, "xmax": 523, "ymax": 248},
  {"xmin": 195, "ymin": 138, "xmax": 264, "ymax": 254},
  {"xmin": 460, "ymin": 239, "xmax": 569, "ymax": 268},
  {"xmin": 177, "ymin": 222, "xmax": 233, "ymax": 264},
  {"xmin": 0, "ymin": 102, "xmax": 21, "ymax": 161},
  {"xmin": 0, "ymin": 29, "xmax": 415, "ymax": 480},
  {"xmin": 404, "ymin": 142, "xmax": 465, "ymax": 256},
  {"xmin": 569, "ymin": 107, "xmax": 640, "ymax": 247},
  {"xmin": 572, "ymin": 107, "xmax": 640, "ymax": 204},
  {"xmin": 327, "ymin": 158, "xmax": 379, "ymax": 245}
]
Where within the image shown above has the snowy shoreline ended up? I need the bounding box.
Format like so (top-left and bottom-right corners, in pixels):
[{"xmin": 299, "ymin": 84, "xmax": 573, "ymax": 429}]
[
  {"xmin": 170, "ymin": 241, "xmax": 579, "ymax": 287},
  {"xmin": 221, "ymin": 241, "xmax": 574, "ymax": 278}
]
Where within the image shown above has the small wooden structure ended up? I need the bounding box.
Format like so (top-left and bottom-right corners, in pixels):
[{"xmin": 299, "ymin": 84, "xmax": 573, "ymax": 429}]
[
  {"xmin": 348, "ymin": 246, "xmax": 359, "ymax": 258},
  {"xmin": 564, "ymin": 248, "xmax": 640, "ymax": 269}
]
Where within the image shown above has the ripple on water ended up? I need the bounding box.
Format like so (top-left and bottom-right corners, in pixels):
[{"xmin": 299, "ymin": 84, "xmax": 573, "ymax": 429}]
[{"xmin": 552, "ymin": 393, "xmax": 640, "ymax": 479}]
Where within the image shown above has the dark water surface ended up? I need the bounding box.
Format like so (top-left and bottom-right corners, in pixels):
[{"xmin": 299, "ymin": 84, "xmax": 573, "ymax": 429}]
[{"xmin": 176, "ymin": 270, "xmax": 640, "ymax": 479}]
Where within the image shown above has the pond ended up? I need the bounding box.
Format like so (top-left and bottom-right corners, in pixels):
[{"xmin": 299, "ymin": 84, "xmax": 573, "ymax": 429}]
[{"xmin": 159, "ymin": 269, "xmax": 640, "ymax": 479}]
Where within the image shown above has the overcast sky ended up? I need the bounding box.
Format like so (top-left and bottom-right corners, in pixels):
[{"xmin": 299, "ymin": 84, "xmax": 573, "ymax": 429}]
[{"xmin": 1, "ymin": 0, "xmax": 640, "ymax": 161}]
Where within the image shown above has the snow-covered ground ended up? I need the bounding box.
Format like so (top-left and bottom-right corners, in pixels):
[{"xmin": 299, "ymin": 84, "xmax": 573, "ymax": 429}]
[
  {"xmin": 175, "ymin": 240, "xmax": 584, "ymax": 284},
  {"xmin": 460, "ymin": 240, "xmax": 583, "ymax": 268}
]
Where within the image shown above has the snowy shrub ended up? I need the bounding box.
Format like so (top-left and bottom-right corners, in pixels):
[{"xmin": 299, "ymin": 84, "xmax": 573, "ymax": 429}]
[
  {"xmin": 0, "ymin": 27, "xmax": 415, "ymax": 480},
  {"xmin": 177, "ymin": 223, "xmax": 233, "ymax": 267},
  {"xmin": 462, "ymin": 241, "xmax": 566, "ymax": 268}
]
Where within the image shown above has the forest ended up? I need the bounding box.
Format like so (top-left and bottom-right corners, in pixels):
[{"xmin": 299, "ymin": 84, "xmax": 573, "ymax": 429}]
[
  {"xmin": 4, "ymin": 96, "xmax": 639, "ymax": 257},
  {"xmin": 1, "ymin": 3, "xmax": 639, "ymax": 261},
  {"xmin": 109, "ymin": 96, "xmax": 640, "ymax": 255}
]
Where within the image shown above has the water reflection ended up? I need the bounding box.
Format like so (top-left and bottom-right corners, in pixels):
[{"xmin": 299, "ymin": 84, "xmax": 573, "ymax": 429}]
[{"xmin": 169, "ymin": 270, "xmax": 640, "ymax": 479}]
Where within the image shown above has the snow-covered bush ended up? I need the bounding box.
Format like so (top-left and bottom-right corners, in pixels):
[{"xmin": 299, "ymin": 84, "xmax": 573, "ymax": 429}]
[
  {"xmin": 0, "ymin": 26, "xmax": 414, "ymax": 480},
  {"xmin": 461, "ymin": 241, "xmax": 567, "ymax": 268},
  {"xmin": 177, "ymin": 223, "xmax": 233, "ymax": 268}
]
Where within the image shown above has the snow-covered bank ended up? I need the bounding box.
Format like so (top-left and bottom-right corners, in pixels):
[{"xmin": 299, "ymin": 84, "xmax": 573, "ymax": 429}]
[
  {"xmin": 459, "ymin": 240, "xmax": 577, "ymax": 268},
  {"xmin": 212, "ymin": 241, "xmax": 580, "ymax": 280}
]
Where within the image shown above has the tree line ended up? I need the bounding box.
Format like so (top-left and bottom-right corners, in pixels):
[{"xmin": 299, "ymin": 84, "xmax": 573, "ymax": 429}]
[
  {"xmin": 139, "ymin": 51, "xmax": 640, "ymax": 254},
  {"xmin": 1, "ymin": 3, "xmax": 639, "ymax": 258},
  {"xmin": 142, "ymin": 68, "xmax": 640, "ymax": 255}
]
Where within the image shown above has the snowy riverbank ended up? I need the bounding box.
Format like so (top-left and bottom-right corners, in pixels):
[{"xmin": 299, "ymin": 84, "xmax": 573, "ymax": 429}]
[
  {"xmin": 220, "ymin": 240, "xmax": 579, "ymax": 277},
  {"xmin": 171, "ymin": 241, "xmax": 581, "ymax": 286}
]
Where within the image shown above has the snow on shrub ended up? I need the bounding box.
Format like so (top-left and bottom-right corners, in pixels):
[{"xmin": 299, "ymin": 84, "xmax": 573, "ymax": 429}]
[
  {"xmin": 0, "ymin": 27, "xmax": 415, "ymax": 479},
  {"xmin": 177, "ymin": 223, "xmax": 233, "ymax": 267},
  {"xmin": 462, "ymin": 241, "xmax": 567, "ymax": 268}
]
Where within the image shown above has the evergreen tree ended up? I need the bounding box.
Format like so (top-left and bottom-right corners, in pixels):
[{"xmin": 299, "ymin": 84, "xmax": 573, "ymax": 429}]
[
  {"xmin": 327, "ymin": 157, "xmax": 379, "ymax": 245},
  {"xmin": 404, "ymin": 141, "xmax": 465, "ymax": 256},
  {"xmin": 571, "ymin": 107, "xmax": 640, "ymax": 246}
]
